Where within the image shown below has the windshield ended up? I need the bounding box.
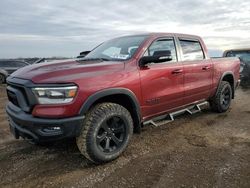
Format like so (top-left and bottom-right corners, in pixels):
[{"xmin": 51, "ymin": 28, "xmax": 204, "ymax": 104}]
[
  {"xmin": 226, "ymin": 51, "xmax": 250, "ymax": 62},
  {"xmin": 83, "ymin": 35, "xmax": 147, "ymax": 61}
]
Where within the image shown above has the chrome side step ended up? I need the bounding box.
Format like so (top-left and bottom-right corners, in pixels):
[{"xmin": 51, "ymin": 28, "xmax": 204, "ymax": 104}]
[{"xmin": 143, "ymin": 101, "xmax": 209, "ymax": 127}]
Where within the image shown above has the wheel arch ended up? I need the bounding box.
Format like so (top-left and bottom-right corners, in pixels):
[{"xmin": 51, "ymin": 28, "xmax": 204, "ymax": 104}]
[
  {"xmin": 217, "ymin": 71, "xmax": 235, "ymax": 99},
  {"xmin": 79, "ymin": 88, "xmax": 142, "ymax": 133}
]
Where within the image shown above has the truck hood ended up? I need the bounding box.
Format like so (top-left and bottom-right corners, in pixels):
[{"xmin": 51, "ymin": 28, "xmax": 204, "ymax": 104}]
[{"xmin": 11, "ymin": 59, "xmax": 125, "ymax": 83}]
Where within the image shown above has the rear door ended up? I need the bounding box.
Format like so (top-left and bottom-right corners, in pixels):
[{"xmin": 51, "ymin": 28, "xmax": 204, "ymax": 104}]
[
  {"xmin": 139, "ymin": 37, "xmax": 185, "ymax": 118},
  {"xmin": 177, "ymin": 38, "xmax": 212, "ymax": 104}
]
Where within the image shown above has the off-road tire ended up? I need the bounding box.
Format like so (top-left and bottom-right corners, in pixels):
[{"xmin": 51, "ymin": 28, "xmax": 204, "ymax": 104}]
[
  {"xmin": 76, "ymin": 102, "xmax": 133, "ymax": 164},
  {"xmin": 0, "ymin": 74, "xmax": 5, "ymax": 84},
  {"xmin": 210, "ymin": 81, "xmax": 232, "ymax": 113}
]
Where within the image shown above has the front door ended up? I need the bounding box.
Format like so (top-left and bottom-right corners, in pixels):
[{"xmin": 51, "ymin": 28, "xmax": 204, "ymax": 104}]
[{"xmin": 139, "ymin": 37, "xmax": 185, "ymax": 119}]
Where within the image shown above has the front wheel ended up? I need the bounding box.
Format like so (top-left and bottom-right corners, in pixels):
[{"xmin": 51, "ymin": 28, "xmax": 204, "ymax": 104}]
[
  {"xmin": 210, "ymin": 81, "xmax": 232, "ymax": 113},
  {"xmin": 76, "ymin": 103, "xmax": 133, "ymax": 164}
]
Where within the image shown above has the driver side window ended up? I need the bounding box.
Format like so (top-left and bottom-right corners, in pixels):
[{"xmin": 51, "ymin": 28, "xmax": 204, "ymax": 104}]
[{"xmin": 144, "ymin": 38, "xmax": 177, "ymax": 62}]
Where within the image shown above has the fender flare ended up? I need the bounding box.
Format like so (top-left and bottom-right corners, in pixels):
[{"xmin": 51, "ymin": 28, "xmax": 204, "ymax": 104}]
[
  {"xmin": 78, "ymin": 88, "xmax": 141, "ymax": 131},
  {"xmin": 216, "ymin": 71, "xmax": 235, "ymax": 98}
]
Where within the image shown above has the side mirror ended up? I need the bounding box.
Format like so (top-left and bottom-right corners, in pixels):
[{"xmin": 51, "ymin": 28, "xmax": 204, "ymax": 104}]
[
  {"xmin": 139, "ymin": 50, "xmax": 172, "ymax": 67},
  {"xmin": 77, "ymin": 51, "xmax": 91, "ymax": 58},
  {"xmin": 80, "ymin": 51, "xmax": 91, "ymax": 56}
]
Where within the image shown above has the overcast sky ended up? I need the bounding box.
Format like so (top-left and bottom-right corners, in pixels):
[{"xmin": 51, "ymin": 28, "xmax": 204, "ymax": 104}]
[{"xmin": 0, "ymin": 0, "xmax": 249, "ymax": 58}]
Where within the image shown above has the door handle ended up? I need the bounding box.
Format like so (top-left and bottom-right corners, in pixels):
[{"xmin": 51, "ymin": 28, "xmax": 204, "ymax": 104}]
[
  {"xmin": 172, "ymin": 69, "xmax": 183, "ymax": 74},
  {"xmin": 202, "ymin": 66, "xmax": 210, "ymax": 70}
]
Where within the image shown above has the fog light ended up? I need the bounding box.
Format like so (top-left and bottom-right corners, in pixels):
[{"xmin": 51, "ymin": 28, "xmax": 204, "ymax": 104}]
[
  {"xmin": 45, "ymin": 127, "xmax": 61, "ymax": 131},
  {"xmin": 52, "ymin": 127, "xmax": 61, "ymax": 130},
  {"xmin": 42, "ymin": 127, "xmax": 62, "ymax": 133}
]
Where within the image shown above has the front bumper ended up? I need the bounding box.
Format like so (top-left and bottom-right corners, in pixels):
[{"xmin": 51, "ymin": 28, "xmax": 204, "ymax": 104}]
[{"xmin": 6, "ymin": 102, "xmax": 85, "ymax": 142}]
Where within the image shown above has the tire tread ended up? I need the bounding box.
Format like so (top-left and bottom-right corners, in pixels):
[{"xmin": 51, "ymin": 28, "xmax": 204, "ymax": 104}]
[
  {"xmin": 210, "ymin": 81, "xmax": 232, "ymax": 113},
  {"xmin": 76, "ymin": 102, "xmax": 133, "ymax": 163}
]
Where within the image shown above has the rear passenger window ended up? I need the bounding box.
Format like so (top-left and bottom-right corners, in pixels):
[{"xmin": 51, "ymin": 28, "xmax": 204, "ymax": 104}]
[
  {"xmin": 179, "ymin": 39, "xmax": 204, "ymax": 61},
  {"xmin": 144, "ymin": 38, "xmax": 177, "ymax": 62}
]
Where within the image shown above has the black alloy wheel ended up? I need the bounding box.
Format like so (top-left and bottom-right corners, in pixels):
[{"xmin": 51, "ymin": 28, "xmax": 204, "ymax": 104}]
[
  {"xmin": 96, "ymin": 116, "xmax": 127, "ymax": 153},
  {"xmin": 220, "ymin": 86, "xmax": 231, "ymax": 109},
  {"xmin": 210, "ymin": 81, "xmax": 232, "ymax": 113},
  {"xmin": 76, "ymin": 103, "xmax": 133, "ymax": 164}
]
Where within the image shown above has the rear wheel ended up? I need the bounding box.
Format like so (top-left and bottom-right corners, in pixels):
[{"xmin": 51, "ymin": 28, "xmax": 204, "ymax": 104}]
[
  {"xmin": 210, "ymin": 81, "xmax": 232, "ymax": 113},
  {"xmin": 0, "ymin": 74, "xmax": 5, "ymax": 84},
  {"xmin": 76, "ymin": 103, "xmax": 133, "ymax": 164}
]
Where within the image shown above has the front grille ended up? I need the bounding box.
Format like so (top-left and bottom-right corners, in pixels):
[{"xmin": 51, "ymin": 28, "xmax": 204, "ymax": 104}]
[
  {"xmin": 7, "ymin": 90, "xmax": 19, "ymax": 107},
  {"xmin": 6, "ymin": 77, "xmax": 39, "ymax": 113}
]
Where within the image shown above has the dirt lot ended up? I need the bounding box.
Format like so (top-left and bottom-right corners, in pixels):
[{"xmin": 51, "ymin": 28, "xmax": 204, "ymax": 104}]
[{"xmin": 0, "ymin": 85, "xmax": 250, "ymax": 188}]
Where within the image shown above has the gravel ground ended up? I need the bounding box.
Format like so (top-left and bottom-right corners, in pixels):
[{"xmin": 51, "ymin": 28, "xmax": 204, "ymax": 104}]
[{"xmin": 0, "ymin": 85, "xmax": 250, "ymax": 188}]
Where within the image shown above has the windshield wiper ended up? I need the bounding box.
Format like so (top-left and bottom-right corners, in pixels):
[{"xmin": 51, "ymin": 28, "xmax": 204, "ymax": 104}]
[{"xmin": 78, "ymin": 58, "xmax": 110, "ymax": 62}]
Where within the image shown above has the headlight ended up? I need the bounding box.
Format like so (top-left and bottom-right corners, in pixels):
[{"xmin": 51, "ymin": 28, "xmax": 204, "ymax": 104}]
[{"xmin": 32, "ymin": 86, "xmax": 78, "ymax": 104}]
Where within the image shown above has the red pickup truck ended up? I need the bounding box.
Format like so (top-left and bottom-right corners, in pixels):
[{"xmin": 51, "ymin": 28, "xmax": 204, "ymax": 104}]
[{"xmin": 6, "ymin": 33, "xmax": 240, "ymax": 163}]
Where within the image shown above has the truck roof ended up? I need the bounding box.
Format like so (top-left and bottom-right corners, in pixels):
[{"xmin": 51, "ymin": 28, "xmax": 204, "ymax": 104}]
[{"xmin": 119, "ymin": 32, "xmax": 202, "ymax": 40}]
